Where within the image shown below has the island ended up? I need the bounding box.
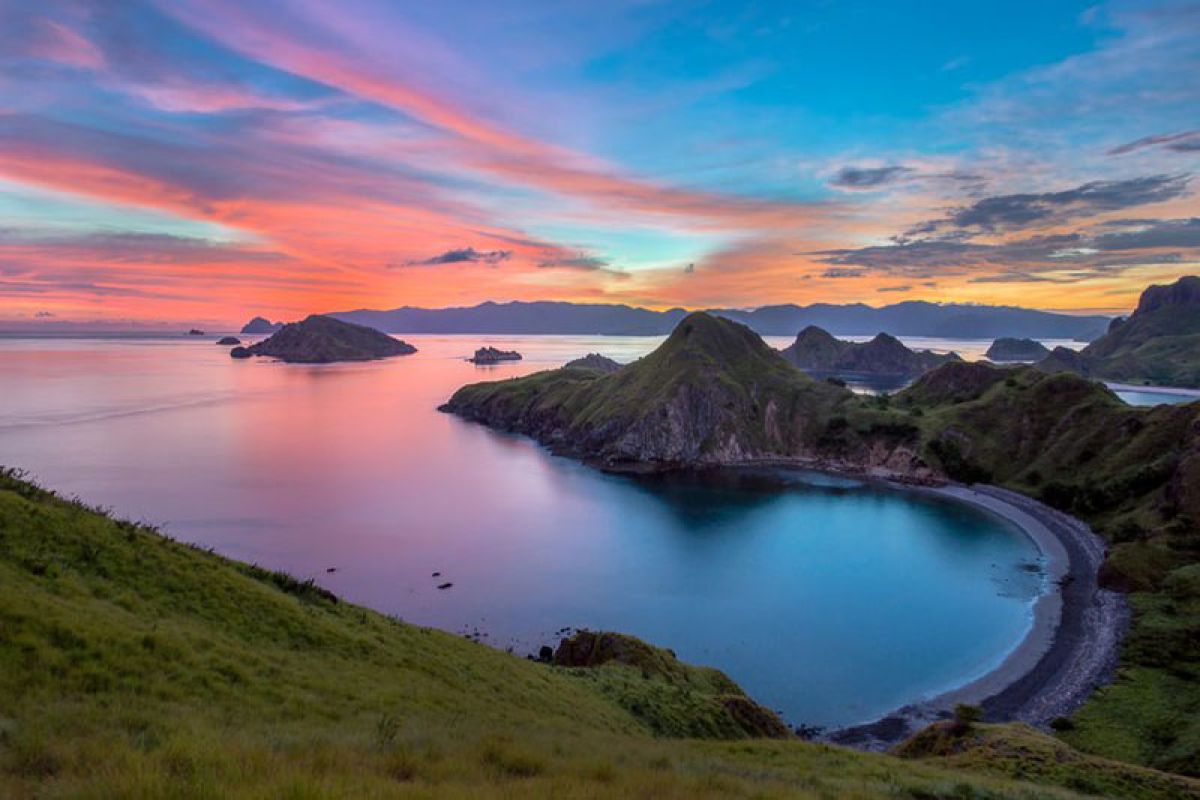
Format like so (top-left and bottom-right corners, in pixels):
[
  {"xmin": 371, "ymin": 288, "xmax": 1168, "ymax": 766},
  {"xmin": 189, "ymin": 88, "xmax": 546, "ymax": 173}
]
[
  {"xmin": 187, "ymin": 328, "xmax": 205, "ymax": 336},
  {"xmin": 564, "ymin": 353, "xmax": 623, "ymax": 373},
  {"xmin": 1036, "ymin": 275, "xmax": 1200, "ymax": 387},
  {"xmin": 443, "ymin": 308, "xmax": 1200, "ymax": 762},
  {"xmin": 779, "ymin": 325, "xmax": 959, "ymax": 378},
  {"xmin": 986, "ymin": 337, "xmax": 1050, "ymax": 362},
  {"xmin": 468, "ymin": 346, "xmax": 522, "ymax": 365},
  {"xmin": 231, "ymin": 314, "xmax": 417, "ymax": 363},
  {"xmin": 240, "ymin": 316, "xmax": 285, "ymax": 334},
  {"xmin": 216, "ymin": 336, "xmax": 241, "ymax": 346}
]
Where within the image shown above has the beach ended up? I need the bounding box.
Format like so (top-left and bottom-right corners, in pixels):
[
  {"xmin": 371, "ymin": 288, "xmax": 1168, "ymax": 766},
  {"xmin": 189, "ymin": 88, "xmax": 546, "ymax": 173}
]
[{"xmin": 830, "ymin": 483, "xmax": 1129, "ymax": 750}]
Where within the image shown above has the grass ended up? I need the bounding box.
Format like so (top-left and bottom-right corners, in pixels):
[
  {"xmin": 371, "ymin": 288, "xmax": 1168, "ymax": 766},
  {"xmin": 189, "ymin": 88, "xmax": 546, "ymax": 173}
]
[
  {"xmin": 445, "ymin": 316, "xmax": 1200, "ymax": 780},
  {"xmin": 4, "ymin": 468, "xmax": 1193, "ymax": 797}
]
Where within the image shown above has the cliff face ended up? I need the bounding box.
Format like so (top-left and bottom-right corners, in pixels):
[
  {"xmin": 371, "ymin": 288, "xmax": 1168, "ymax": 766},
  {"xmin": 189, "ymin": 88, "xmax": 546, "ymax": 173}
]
[
  {"xmin": 1036, "ymin": 275, "xmax": 1200, "ymax": 387},
  {"xmin": 240, "ymin": 315, "xmax": 417, "ymax": 363},
  {"xmin": 442, "ymin": 313, "xmax": 863, "ymax": 468},
  {"xmin": 780, "ymin": 326, "xmax": 958, "ymax": 377}
]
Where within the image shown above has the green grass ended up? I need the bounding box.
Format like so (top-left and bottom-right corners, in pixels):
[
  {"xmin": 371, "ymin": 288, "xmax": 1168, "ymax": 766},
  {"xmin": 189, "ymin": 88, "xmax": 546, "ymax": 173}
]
[{"xmin": 5, "ymin": 468, "xmax": 1193, "ymax": 797}]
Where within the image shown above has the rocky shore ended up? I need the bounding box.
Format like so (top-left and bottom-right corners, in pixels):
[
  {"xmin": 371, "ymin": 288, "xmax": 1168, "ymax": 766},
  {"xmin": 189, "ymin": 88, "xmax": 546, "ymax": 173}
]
[{"xmin": 829, "ymin": 483, "xmax": 1129, "ymax": 750}]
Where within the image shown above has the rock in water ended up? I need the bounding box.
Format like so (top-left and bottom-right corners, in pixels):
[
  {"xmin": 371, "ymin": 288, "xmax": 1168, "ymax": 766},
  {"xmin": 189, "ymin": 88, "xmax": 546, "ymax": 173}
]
[
  {"xmin": 986, "ymin": 337, "xmax": 1050, "ymax": 362},
  {"xmin": 187, "ymin": 328, "xmax": 205, "ymax": 336},
  {"xmin": 468, "ymin": 346, "xmax": 522, "ymax": 364},
  {"xmin": 216, "ymin": 336, "xmax": 242, "ymax": 346},
  {"xmin": 233, "ymin": 315, "xmax": 417, "ymax": 363},
  {"xmin": 241, "ymin": 316, "xmax": 285, "ymax": 334}
]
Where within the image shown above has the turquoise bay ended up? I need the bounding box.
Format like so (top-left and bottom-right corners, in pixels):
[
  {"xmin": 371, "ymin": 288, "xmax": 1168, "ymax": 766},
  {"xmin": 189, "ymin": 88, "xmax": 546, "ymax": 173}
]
[{"xmin": 0, "ymin": 334, "xmax": 1045, "ymax": 727}]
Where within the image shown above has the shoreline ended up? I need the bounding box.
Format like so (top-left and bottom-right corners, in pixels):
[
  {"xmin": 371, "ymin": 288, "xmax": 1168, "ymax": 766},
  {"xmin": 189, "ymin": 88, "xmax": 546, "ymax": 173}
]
[{"xmin": 827, "ymin": 482, "xmax": 1129, "ymax": 750}]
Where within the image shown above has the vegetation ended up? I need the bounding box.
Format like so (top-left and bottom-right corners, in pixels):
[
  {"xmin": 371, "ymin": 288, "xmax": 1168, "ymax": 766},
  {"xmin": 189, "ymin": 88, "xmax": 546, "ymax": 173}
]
[
  {"xmin": 6, "ymin": 468, "xmax": 1189, "ymax": 797},
  {"xmin": 1037, "ymin": 275, "xmax": 1200, "ymax": 387},
  {"xmin": 780, "ymin": 325, "xmax": 959, "ymax": 376},
  {"xmin": 240, "ymin": 314, "xmax": 417, "ymax": 363},
  {"xmin": 445, "ymin": 311, "xmax": 1200, "ymax": 780}
]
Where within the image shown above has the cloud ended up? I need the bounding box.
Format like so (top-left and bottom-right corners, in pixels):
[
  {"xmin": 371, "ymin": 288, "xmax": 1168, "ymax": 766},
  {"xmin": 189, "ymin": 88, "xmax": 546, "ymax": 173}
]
[
  {"xmin": 876, "ymin": 285, "xmax": 911, "ymax": 292},
  {"xmin": 537, "ymin": 254, "xmax": 611, "ymax": 271},
  {"xmin": 409, "ymin": 247, "xmax": 511, "ymax": 266},
  {"xmin": 828, "ymin": 165, "xmax": 914, "ymax": 191},
  {"xmin": 1108, "ymin": 129, "xmax": 1200, "ymax": 156},
  {"xmin": 909, "ymin": 174, "xmax": 1191, "ymax": 236},
  {"xmin": 820, "ymin": 267, "xmax": 867, "ymax": 278}
]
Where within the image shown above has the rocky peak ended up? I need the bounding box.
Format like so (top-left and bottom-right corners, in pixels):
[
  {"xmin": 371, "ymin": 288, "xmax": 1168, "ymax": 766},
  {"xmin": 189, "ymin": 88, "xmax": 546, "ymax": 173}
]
[{"xmin": 1134, "ymin": 275, "xmax": 1200, "ymax": 316}]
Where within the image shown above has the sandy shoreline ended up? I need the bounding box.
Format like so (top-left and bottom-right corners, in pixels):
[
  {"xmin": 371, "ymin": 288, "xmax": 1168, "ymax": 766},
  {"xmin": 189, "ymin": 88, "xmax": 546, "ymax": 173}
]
[{"xmin": 828, "ymin": 482, "xmax": 1129, "ymax": 750}]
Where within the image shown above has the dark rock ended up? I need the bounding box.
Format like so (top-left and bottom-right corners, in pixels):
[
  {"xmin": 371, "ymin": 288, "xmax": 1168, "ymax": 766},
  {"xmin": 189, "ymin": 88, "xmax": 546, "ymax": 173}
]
[
  {"xmin": 431, "ymin": 571, "xmax": 441, "ymax": 577},
  {"xmin": 538, "ymin": 645, "xmax": 554, "ymax": 663},
  {"xmin": 780, "ymin": 325, "xmax": 958, "ymax": 378},
  {"xmin": 239, "ymin": 315, "xmax": 417, "ymax": 364},
  {"xmin": 230, "ymin": 346, "xmax": 252, "ymax": 359},
  {"xmin": 241, "ymin": 316, "xmax": 284, "ymax": 334},
  {"xmin": 437, "ymin": 582, "xmax": 453, "ymax": 590},
  {"xmin": 986, "ymin": 337, "xmax": 1050, "ymax": 362},
  {"xmin": 216, "ymin": 336, "xmax": 242, "ymax": 346},
  {"xmin": 468, "ymin": 346, "xmax": 522, "ymax": 365},
  {"xmin": 187, "ymin": 329, "xmax": 205, "ymax": 336},
  {"xmin": 564, "ymin": 353, "xmax": 622, "ymax": 373}
]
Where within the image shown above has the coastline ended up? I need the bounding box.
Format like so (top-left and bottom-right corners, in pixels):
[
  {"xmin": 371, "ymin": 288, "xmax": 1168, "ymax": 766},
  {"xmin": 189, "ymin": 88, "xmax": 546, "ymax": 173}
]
[{"xmin": 828, "ymin": 482, "xmax": 1129, "ymax": 750}]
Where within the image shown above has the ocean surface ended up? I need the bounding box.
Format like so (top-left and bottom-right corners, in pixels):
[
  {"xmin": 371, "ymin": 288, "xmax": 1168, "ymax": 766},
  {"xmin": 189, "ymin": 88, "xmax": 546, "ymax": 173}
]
[{"xmin": 0, "ymin": 331, "xmax": 1136, "ymax": 728}]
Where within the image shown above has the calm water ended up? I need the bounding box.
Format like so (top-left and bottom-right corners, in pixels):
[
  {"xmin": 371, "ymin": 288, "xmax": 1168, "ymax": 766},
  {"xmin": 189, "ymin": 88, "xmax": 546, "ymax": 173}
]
[{"xmin": 0, "ymin": 333, "xmax": 1051, "ymax": 727}]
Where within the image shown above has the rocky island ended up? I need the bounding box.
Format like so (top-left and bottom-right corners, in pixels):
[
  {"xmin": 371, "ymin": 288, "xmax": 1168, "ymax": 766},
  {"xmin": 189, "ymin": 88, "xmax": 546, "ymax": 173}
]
[
  {"xmin": 231, "ymin": 314, "xmax": 417, "ymax": 363},
  {"xmin": 1036, "ymin": 275, "xmax": 1200, "ymax": 387},
  {"xmin": 444, "ymin": 310, "xmax": 1200, "ymax": 766},
  {"xmin": 240, "ymin": 316, "xmax": 285, "ymax": 334},
  {"xmin": 780, "ymin": 325, "xmax": 959, "ymax": 378},
  {"xmin": 986, "ymin": 337, "xmax": 1050, "ymax": 362},
  {"xmin": 216, "ymin": 336, "xmax": 241, "ymax": 346},
  {"xmin": 469, "ymin": 346, "xmax": 522, "ymax": 364}
]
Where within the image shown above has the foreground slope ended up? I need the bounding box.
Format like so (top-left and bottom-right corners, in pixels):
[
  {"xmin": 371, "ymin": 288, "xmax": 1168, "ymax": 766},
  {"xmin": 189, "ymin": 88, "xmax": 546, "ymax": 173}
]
[
  {"xmin": 3, "ymin": 469, "xmax": 1175, "ymax": 798},
  {"xmin": 444, "ymin": 313, "xmax": 1200, "ymax": 778}
]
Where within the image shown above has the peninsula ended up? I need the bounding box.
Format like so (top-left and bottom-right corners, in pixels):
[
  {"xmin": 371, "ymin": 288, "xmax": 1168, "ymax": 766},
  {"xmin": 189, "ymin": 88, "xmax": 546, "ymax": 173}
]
[{"xmin": 443, "ymin": 310, "xmax": 1200, "ymax": 774}]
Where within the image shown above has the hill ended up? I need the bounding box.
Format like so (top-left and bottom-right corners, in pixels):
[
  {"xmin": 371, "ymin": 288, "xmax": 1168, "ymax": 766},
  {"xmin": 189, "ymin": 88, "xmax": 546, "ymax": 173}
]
[
  {"xmin": 240, "ymin": 316, "xmax": 284, "ymax": 334},
  {"xmin": 1036, "ymin": 276, "xmax": 1200, "ymax": 387},
  {"xmin": 986, "ymin": 338, "xmax": 1051, "ymax": 362},
  {"xmin": 322, "ymin": 299, "xmax": 1110, "ymax": 339},
  {"xmin": 780, "ymin": 326, "xmax": 959, "ymax": 377},
  {"xmin": 6, "ymin": 468, "xmax": 1184, "ymax": 797},
  {"xmin": 444, "ymin": 313, "xmax": 1200, "ymax": 777},
  {"xmin": 234, "ymin": 315, "xmax": 417, "ymax": 364}
]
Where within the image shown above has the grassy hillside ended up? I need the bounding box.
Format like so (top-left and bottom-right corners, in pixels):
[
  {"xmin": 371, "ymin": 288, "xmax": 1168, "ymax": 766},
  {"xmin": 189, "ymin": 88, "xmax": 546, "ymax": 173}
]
[
  {"xmin": 445, "ymin": 315, "xmax": 1200, "ymax": 780},
  {"xmin": 6, "ymin": 468, "xmax": 1195, "ymax": 798}
]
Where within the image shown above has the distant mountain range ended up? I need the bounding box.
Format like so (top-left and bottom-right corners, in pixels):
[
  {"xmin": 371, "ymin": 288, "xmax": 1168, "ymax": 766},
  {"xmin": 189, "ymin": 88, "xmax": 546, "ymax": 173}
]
[{"xmin": 324, "ymin": 300, "xmax": 1111, "ymax": 340}]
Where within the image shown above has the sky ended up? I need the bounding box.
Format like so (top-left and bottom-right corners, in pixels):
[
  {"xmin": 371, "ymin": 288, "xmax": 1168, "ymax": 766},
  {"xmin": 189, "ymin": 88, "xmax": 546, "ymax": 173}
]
[{"xmin": 1, "ymin": 0, "xmax": 1198, "ymax": 327}]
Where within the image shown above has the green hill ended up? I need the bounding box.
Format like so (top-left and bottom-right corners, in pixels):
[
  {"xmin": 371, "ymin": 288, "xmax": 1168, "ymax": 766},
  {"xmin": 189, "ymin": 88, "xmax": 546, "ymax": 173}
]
[
  {"xmin": 1036, "ymin": 276, "xmax": 1200, "ymax": 387},
  {"xmin": 781, "ymin": 325, "xmax": 959, "ymax": 376},
  {"xmin": 8, "ymin": 469, "xmax": 1192, "ymax": 797},
  {"xmin": 444, "ymin": 312, "xmax": 1200, "ymax": 779}
]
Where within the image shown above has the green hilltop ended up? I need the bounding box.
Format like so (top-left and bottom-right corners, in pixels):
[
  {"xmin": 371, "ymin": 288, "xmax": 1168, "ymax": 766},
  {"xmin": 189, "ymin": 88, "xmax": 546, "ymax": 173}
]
[
  {"xmin": 1037, "ymin": 275, "xmax": 1200, "ymax": 388},
  {"xmin": 445, "ymin": 310, "xmax": 1200, "ymax": 779},
  {"xmin": 9, "ymin": 469, "xmax": 1198, "ymax": 797}
]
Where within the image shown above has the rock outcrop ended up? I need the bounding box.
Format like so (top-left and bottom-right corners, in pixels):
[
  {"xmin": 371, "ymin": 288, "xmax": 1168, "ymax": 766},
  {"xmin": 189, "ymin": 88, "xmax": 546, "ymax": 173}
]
[
  {"xmin": 564, "ymin": 353, "xmax": 622, "ymax": 373},
  {"xmin": 986, "ymin": 337, "xmax": 1050, "ymax": 362},
  {"xmin": 241, "ymin": 316, "xmax": 285, "ymax": 335},
  {"xmin": 216, "ymin": 336, "xmax": 241, "ymax": 346},
  {"xmin": 780, "ymin": 326, "xmax": 958, "ymax": 377},
  {"xmin": 468, "ymin": 346, "xmax": 522, "ymax": 364},
  {"xmin": 234, "ymin": 315, "xmax": 416, "ymax": 363}
]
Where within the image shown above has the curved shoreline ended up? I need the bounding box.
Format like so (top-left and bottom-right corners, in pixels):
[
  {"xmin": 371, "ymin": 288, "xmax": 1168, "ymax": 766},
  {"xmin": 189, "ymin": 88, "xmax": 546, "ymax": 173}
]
[{"xmin": 828, "ymin": 482, "xmax": 1129, "ymax": 750}]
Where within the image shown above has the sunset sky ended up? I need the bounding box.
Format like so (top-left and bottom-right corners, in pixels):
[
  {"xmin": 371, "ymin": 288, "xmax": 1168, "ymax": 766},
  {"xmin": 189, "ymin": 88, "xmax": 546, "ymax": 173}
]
[{"xmin": 1, "ymin": 0, "xmax": 1198, "ymax": 327}]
